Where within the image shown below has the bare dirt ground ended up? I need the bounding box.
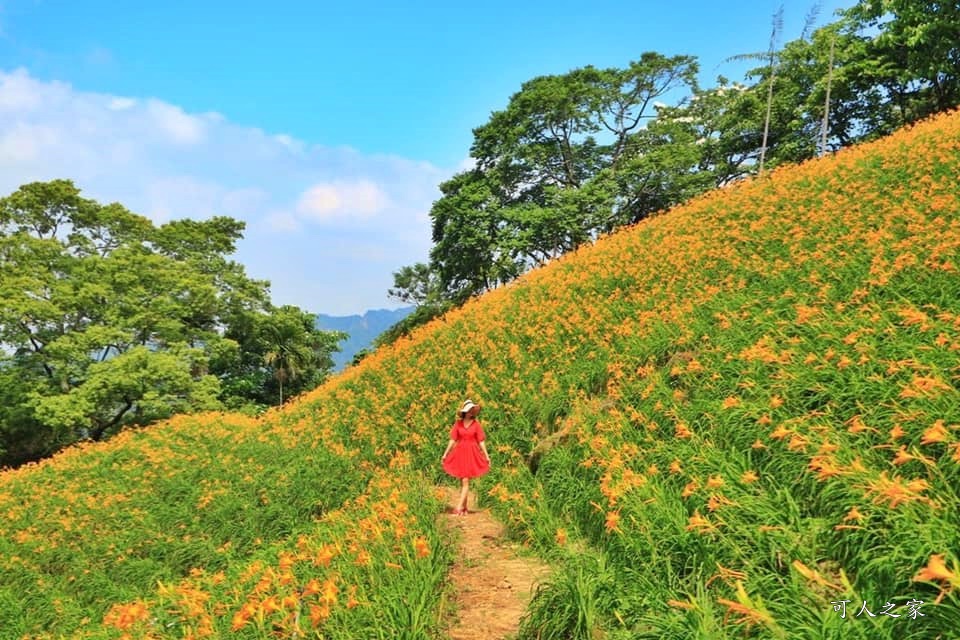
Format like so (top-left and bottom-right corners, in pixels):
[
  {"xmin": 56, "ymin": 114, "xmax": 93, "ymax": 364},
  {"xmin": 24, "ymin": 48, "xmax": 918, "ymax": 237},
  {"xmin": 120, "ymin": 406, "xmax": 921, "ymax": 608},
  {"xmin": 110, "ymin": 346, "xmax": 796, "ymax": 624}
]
[{"xmin": 439, "ymin": 487, "xmax": 551, "ymax": 640}]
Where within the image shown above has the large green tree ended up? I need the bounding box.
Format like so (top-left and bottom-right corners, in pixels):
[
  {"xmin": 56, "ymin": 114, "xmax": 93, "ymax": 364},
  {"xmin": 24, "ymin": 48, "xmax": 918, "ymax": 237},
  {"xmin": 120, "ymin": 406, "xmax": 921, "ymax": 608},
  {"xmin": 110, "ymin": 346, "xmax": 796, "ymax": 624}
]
[
  {"xmin": 387, "ymin": 3, "xmax": 960, "ymax": 342},
  {"xmin": 0, "ymin": 180, "xmax": 340, "ymax": 466},
  {"xmin": 842, "ymin": 0, "xmax": 960, "ymax": 126},
  {"xmin": 744, "ymin": 1, "xmax": 960, "ymax": 159},
  {"xmin": 424, "ymin": 53, "xmax": 699, "ymax": 302}
]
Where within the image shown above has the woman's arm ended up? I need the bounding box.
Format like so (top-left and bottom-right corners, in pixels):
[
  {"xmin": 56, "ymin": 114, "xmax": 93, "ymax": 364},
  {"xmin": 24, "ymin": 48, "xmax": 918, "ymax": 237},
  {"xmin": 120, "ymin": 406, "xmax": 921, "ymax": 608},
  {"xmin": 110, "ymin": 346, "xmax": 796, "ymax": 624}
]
[
  {"xmin": 479, "ymin": 440, "xmax": 490, "ymax": 462},
  {"xmin": 442, "ymin": 439, "xmax": 456, "ymax": 460}
]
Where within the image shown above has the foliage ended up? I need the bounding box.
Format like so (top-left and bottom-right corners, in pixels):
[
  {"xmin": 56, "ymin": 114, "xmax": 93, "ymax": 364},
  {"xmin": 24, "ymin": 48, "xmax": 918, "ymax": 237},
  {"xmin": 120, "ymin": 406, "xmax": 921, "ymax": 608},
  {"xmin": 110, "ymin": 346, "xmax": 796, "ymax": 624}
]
[
  {"xmin": 407, "ymin": 53, "xmax": 701, "ymax": 306},
  {"xmin": 0, "ymin": 181, "xmax": 341, "ymax": 466},
  {"xmin": 378, "ymin": 263, "xmax": 452, "ymax": 349},
  {"xmin": 393, "ymin": 2, "xmax": 960, "ymax": 342},
  {"xmin": 260, "ymin": 306, "xmax": 344, "ymax": 406},
  {"xmin": 2, "ymin": 106, "xmax": 960, "ymax": 638},
  {"xmin": 0, "ymin": 413, "xmax": 448, "ymax": 638},
  {"xmin": 842, "ymin": 0, "xmax": 960, "ymax": 124}
]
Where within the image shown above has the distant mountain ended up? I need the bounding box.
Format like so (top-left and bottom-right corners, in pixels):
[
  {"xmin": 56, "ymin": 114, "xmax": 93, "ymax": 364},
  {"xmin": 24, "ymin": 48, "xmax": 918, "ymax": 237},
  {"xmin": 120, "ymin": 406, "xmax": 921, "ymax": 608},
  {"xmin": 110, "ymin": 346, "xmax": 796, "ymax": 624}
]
[{"xmin": 316, "ymin": 307, "xmax": 414, "ymax": 371}]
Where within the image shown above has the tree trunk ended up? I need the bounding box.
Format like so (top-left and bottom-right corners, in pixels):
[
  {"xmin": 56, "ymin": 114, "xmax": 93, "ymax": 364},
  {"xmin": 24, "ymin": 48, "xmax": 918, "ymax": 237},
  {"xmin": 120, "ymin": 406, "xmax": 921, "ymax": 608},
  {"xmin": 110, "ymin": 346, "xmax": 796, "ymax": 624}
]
[
  {"xmin": 91, "ymin": 399, "xmax": 133, "ymax": 441},
  {"xmin": 820, "ymin": 35, "xmax": 836, "ymax": 157},
  {"xmin": 760, "ymin": 66, "xmax": 776, "ymax": 175}
]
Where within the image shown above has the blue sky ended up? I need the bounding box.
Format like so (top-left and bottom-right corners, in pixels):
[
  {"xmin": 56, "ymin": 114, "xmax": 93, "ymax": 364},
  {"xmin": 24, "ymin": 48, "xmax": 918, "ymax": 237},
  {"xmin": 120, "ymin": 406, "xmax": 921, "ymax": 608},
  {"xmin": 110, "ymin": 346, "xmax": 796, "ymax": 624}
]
[{"xmin": 1, "ymin": 0, "xmax": 852, "ymax": 314}]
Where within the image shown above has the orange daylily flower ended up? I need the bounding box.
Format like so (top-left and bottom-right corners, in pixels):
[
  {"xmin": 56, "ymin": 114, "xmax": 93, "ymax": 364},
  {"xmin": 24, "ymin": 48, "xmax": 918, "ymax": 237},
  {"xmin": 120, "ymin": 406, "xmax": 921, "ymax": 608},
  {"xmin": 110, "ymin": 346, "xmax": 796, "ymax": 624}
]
[
  {"xmin": 706, "ymin": 475, "xmax": 725, "ymax": 489},
  {"xmin": 921, "ymin": 420, "xmax": 951, "ymax": 445},
  {"xmin": 864, "ymin": 472, "xmax": 933, "ymax": 508},
  {"xmin": 605, "ymin": 510, "xmax": 621, "ymax": 533},
  {"xmin": 313, "ymin": 544, "xmax": 338, "ymax": 567},
  {"xmin": 705, "ymin": 562, "xmax": 747, "ymax": 587},
  {"xmin": 900, "ymin": 375, "xmax": 952, "ymax": 398},
  {"xmin": 808, "ymin": 455, "xmax": 843, "ymax": 481},
  {"xmin": 686, "ymin": 510, "xmax": 717, "ymax": 534},
  {"xmin": 787, "ymin": 434, "xmax": 809, "ymax": 451},
  {"xmin": 892, "ymin": 445, "xmax": 935, "ymax": 466},
  {"xmin": 721, "ymin": 396, "xmax": 741, "ymax": 409},
  {"xmin": 844, "ymin": 506, "xmax": 865, "ymax": 522},
  {"xmin": 891, "ymin": 446, "xmax": 914, "ymax": 465},
  {"xmin": 346, "ymin": 585, "xmax": 360, "ymax": 609},
  {"xmin": 847, "ymin": 415, "xmax": 877, "ymax": 435},
  {"xmin": 555, "ymin": 528, "xmax": 568, "ymax": 546},
  {"xmin": 309, "ymin": 603, "xmax": 331, "ymax": 626},
  {"xmin": 707, "ymin": 493, "xmax": 736, "ymax": 512},
  {"xmin": 913, "ymin": 554, "xmax": 957, "ymax": 584},
  {"xmin": 716, "ymin": 582, "xmax": 775, "ymax": 628},
  {"xmin": 230, "ymin": 601, "xmax": 257, "ymax": 631},
  {"xmin": 413, "ymin": 536, "xmax": 431, "ymax": 558},
  {"xmin": 769, "ymin": 425, "xmax": 792, "ymax": 440}
]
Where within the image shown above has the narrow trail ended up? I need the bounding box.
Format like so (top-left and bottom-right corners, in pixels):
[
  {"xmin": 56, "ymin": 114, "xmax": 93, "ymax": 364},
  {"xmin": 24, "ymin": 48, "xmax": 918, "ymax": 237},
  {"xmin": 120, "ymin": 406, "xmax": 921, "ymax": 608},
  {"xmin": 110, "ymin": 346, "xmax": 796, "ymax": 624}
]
[{"xmin": 439, "ymin": 487, "xmax": 551, "ymax": 640}]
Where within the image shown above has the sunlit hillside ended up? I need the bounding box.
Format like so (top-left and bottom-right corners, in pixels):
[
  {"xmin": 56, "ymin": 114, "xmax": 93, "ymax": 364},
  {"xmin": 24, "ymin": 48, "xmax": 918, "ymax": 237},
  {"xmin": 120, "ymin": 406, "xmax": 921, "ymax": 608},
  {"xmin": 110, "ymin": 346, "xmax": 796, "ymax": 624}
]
[{"xmin": 2, "ymin": 109, "xmax": 960, "ymax": 639}]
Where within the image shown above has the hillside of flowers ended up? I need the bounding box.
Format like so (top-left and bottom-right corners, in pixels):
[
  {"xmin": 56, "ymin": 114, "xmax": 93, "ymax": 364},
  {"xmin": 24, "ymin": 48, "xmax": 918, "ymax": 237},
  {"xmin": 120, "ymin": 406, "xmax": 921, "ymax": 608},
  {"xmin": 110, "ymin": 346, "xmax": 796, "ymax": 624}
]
[{"xmin": 2, "ymin": 109, "xmax": 960, "ymax": 639}]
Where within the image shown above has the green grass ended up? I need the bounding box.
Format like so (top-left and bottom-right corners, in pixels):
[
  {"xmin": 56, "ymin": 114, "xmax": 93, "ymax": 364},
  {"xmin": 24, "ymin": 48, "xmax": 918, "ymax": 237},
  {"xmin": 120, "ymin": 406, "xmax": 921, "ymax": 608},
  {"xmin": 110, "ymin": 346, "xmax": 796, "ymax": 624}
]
[{"xmin": 2, "ymin": 109, "xmax": 960, "ymax": 638}]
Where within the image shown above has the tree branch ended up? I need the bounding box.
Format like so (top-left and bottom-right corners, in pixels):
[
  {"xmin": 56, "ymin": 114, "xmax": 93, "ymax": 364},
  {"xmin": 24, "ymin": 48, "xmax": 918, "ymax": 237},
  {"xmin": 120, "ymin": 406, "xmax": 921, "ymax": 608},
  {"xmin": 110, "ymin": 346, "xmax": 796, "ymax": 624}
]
[{"xmin": 91, "ymin": 398, "xmax": 133, "ymax": 441}]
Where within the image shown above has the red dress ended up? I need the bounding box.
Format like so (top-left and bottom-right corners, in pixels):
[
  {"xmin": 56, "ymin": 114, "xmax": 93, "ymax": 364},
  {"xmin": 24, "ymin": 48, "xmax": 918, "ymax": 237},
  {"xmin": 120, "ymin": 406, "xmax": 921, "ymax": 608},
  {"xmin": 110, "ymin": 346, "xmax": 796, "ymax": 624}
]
[{"xmin": 442, "ymin": 419, "xmax": 490, "ymax": 479}]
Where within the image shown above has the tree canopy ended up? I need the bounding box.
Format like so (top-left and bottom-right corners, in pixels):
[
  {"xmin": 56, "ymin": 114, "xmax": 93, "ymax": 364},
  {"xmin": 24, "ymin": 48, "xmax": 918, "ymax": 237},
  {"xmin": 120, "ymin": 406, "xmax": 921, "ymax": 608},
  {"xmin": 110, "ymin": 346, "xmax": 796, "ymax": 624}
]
[
  {"xmin": 0, "ymin": 180, "xmax": 342, "ymax": 466},
  {"xmin": 387, "ymin": 0, "xmax": 960, "ymax": 340}
]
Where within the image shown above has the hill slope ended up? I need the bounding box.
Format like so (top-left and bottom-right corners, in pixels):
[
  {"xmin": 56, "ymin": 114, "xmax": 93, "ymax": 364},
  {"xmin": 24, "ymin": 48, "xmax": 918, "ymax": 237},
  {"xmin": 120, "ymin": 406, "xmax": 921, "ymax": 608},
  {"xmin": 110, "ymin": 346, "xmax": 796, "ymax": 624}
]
[{"xmin": 2, "ymin": 110, "xmax": 960, "ymax": 639}]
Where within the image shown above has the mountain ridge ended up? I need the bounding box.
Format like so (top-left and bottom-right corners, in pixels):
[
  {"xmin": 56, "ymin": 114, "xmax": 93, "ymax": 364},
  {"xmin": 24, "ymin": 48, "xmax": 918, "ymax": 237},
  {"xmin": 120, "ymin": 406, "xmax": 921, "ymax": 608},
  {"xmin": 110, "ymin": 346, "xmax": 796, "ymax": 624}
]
[{"xmin": 316, "ymin": 306, "xmax": 414, "ymax": 370}]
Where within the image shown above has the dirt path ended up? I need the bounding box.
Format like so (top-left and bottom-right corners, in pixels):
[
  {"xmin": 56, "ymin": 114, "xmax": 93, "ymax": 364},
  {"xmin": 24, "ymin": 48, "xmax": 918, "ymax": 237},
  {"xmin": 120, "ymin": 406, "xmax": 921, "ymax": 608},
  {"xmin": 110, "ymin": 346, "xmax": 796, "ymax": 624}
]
[{"xmin": 440, "ymin": 487, "xmax": 551, "ymax": 640}]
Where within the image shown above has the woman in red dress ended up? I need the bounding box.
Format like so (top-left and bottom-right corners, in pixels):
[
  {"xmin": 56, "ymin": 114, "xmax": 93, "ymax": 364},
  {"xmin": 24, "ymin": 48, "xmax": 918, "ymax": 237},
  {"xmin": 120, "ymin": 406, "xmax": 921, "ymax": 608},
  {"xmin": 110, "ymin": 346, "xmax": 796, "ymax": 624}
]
[{"xmin": 441, "ymin": 399, "xmax": 490, "ymax": 515}]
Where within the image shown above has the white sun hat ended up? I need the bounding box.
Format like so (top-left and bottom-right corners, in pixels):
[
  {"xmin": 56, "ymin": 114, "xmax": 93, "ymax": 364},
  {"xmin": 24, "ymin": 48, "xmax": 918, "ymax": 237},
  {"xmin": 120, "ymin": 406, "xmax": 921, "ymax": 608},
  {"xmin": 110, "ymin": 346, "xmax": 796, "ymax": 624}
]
[{"xmin": 460, "ymin": 399, "xmax": 480, "ymax": 415}]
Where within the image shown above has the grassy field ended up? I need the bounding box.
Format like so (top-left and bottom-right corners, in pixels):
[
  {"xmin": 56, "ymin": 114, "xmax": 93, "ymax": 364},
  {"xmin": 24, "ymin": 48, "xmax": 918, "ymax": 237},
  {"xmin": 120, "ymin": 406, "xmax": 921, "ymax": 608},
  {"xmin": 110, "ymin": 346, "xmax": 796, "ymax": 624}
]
[{"xmin": 2, "ymin": 109, "xmax": 959, "ymax": 639}]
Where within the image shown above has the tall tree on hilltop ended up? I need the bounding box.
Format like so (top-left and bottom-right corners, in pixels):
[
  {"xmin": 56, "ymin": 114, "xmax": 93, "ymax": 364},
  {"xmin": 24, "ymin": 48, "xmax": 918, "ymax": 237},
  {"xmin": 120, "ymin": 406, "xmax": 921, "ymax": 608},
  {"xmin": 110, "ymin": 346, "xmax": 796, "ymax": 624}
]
[
  {"xmin": 424, "ymin": 53, "xmax": 699, "ymax": 302},
  {"xmin": 639, "ymin": 78, "xmax": 762, "ymax": 190},
  {"xmin": 725, "ymin": 5, "xmax": 824, "ymax": 173},
  {"xmin": 388, "ymin": 3, "xmax": 960, "ymax": 344},
  {"xmin": 841, "ymin": 0, "xmax": 960, "ymax": 126}
]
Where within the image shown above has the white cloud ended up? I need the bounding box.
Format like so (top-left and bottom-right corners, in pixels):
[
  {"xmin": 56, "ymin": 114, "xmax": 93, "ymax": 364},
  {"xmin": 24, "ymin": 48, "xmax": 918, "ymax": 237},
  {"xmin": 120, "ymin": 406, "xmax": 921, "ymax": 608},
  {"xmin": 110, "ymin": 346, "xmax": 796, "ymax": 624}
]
[
  {"xmin": 0, "ymin": 122, "xmax": 59, "ymax": 162},
  {"xmin": 273, "ymin": 133, "xmax": 304, "ymax": 154},
  {"xmin": 145, "ymin": 99, "xmax": 207, "ymax": 145},
  {"xmin": 108, "ymin": 97, "xmax": 137, "ymax": 111},
  {"xmin": 143, "ymin": 176, "xmax": 225, "ymax": 222},
  {"xmin": 222, "ymin": 187, "xmax": 270, "ymax": 218},
  {"xmin": 296, "ymin": 180, "xmax": 390, "ymax": 223},
  {"xmin": 0, "ymin": 68, "xmax": 48, "ymax": 112},
  {"xmin": 263, "ymin": 210, "xmax": 301, "ymax": 232},
  {"xmin": 0, "ymin": 67, "xmax": 452, "ymax": 314}
]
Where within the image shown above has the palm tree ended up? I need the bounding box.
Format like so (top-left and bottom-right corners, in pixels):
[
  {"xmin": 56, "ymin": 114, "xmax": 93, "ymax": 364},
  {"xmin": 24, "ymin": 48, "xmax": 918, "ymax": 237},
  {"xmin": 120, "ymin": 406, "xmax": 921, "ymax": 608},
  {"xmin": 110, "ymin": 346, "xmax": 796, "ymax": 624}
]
[{"xmin": 261, "ymin": 316, "xmax": 315, "ymax": 406}]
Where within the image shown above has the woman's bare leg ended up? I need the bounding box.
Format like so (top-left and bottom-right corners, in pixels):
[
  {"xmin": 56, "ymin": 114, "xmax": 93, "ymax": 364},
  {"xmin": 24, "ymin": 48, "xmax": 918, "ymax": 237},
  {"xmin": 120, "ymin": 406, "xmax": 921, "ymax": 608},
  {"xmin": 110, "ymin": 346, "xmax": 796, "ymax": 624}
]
[{"xmin": 458, "ymin": 478, "xmax": 470, "ymax": 512}]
